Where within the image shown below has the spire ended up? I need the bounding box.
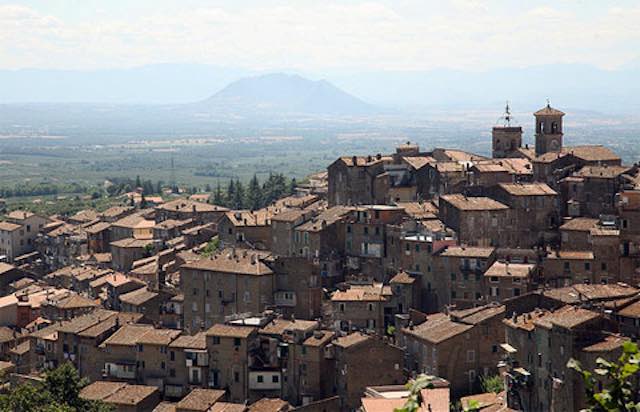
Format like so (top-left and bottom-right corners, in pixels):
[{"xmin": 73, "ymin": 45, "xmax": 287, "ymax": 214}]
[
  {"xmin": 497, "ymin": 100, "xmax": 515, "ymax": 127},
  {"xmin": 504, "ymin": 101, "xmax": 512, "ymax": 126}
]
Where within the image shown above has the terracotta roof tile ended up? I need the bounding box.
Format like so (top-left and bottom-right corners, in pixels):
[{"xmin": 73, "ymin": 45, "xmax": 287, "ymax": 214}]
[
  {"xmin": 182, "ymin": 249, "xmax": 273, "ymax": 276},
  {"xmin": 206, "ymin": 324, "xmax": 256, "ymax": 338},
  {"xmin": 440, "ymin": 194, "xmax": 508, "ymax": 211},
  {"xmin": 176, "ymin": 389, "xmax": 226, "ymax": 411}
]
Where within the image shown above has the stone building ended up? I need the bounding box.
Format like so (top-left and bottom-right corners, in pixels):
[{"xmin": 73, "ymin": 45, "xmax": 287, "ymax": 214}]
[
  {"xmin": 181, "ymin": 250, "xmax": 274, "ymax": 332},
  {"xmin": 438, "ymin": 194, "xmax": 511, "ymax": 247},
  {"xmin": 327, "ymin": 155, "xmax": 391, "ymax": 206},
  {"xmin": 400, "ymin": 304, "xmax": 505, "ymax": 397},
  {"xmin": 489, "ymin": 182, "xmax": 558, "ymax": 247},
  {"xmin": 329, "ymin": 333, "xmax": 405, "ymax": 411},
  {"xmin": 502, "ymin": 306, "xmax": 619, "ymax": 412}
]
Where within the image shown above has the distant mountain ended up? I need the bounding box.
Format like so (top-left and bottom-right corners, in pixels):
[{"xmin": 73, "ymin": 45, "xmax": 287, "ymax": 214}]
[{"xmin": 198, "ymin": 73, "xmax": 376, "ymax": 115}]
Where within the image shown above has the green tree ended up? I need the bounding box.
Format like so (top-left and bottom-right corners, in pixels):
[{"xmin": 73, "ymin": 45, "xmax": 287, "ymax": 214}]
[
  {"xmin": 480, "ymin": 374, "xmax": 504, "ymax": 394},
  {"xmin": 0, "ymin": 363, "xmax": 113, "ymax": 412},
  {"xmin": 568, "ymin": 340, "xmax": 640, "ymax": 411},
  {"xmin": 201, "ymin": 237, "xmax": 220, "ymax": 257},
  {"xmin": 246, "ymin": 174, "xmax": 263, "ymax": 210},
  {"xmin": 233, "ymin": 179, "xmax": 245, "ymax": 209},
  {"xmin": 213, "ymin": 182, "xmax": 224, "ymax": 206},
  {"xmin": 288, "ymin": 177, "xmax": 297, "ymax": 195},
  {"xmin": 226, "ymin": 179, "xmax": 236, "ymax": 208},
  {"xmin": 394, "ymin": 374, "xmax": 434, "ymax": 412}
]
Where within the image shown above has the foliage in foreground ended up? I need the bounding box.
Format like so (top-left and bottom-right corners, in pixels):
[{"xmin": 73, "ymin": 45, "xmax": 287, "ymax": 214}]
[
  {"xmin": 394, "ymin": 374, "xmax": 435, "ymax": 412},
  {"xmin": 0, "ymin": 363, "xmax": 113, "ymax": 412},
  {"xmin": 568, "ymin": 340, "xmax": 640, "ymax": 412},
  {"xmin": 480, "ymin": 374, "xmax": 504, "ymax": 394}
]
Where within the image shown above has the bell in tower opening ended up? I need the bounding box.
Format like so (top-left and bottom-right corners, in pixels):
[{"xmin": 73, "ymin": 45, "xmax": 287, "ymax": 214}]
[
  {"xmin": 492, "ymin": 101, "xmax": 523, "ymax": 159},
  {"xmin": 534, "ymin": 100, "xmax": 565, "ymax": 156}
]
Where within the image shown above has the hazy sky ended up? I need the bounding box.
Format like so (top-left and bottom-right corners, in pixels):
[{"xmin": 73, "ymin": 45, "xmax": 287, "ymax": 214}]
[{"xmin": 1, "ymin": 0, "xmax": 639, "ymax": 71}]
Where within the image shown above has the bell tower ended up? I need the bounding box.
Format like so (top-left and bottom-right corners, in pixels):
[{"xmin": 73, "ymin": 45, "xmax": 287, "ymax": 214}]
[
  {"xmin": 492, "ymin": 102, "xmax": 522, "ymax": 158},
  {"xmin": 534, "ymin": 100, "xmax": 564, "ymax": 156}
]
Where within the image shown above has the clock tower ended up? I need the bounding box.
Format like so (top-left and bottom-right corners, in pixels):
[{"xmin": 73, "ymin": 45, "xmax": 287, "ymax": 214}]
[{"xmin": 534, "ymin": 101, "xmax": 564, "ymax": 156}]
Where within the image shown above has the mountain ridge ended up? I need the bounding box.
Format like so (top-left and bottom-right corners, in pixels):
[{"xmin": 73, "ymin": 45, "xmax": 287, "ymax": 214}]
[{"xmin": 198, "ymin": 73, "xmax": 376, "ymax": 115}]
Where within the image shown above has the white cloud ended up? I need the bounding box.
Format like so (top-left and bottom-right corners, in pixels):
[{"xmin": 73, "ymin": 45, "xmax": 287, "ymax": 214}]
[{"xmin": 0, "ymin": 1, "xmax": 638, "ymax": 71}]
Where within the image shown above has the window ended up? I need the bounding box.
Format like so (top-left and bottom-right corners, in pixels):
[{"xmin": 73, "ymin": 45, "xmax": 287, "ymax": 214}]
[
  {"xmin": 137, "ymin": 344, "xmax": 143, "ymax": 352},
  {"xmin": 364, "ymin": 227, "xmax": 369, "ymax": 235},
  {"xmin": 601, "ymin": 262, "xmax": 607, "ymax": 271},
  {"xmin": 339, "ymin": 303, "xmax": 345, "ymax": 312},
  {"xmin": 234, "ymin": 372, "xmax": 240, "ymax": 383},
  {"xmin": 375, "ymin": 227, "xmax": 380, "ymax": 236},
  {"xmin": 212, "ymin": 337, "xmax": 220, "ymax": 345},
  {"xmin": 368, "ymin": 303, "xmax": 374, "ymax": 311},
  {"xmin": 451, "ymin": 291, "xmax": 457, "ymax": 299},
  {"xmin": 234, "ymin": 338, "xmax": 241, "ymax": 347},
  {"xmin": 467, "ymin": 350, "xmax": 475, "ymax": 362},
  {"xmin": 169, "ymin": 368, "xmax": 175, "ymax": 377},
  {"xmin": 257, "ymin": 375, "xmax": 264, "ymax": 383},
  {"xmin": 563, "ymin": 262, "xmax": 570, "ymax": 272},
  {"xmin": 492, "ymin": 345, "xmax": 498, "ymax": 353},
  {"xmin": 463, "ymin": 273, "xmax": 469, "ymax": 281},
  {"xmin": 451, "ymin": 273, "xmax": 456, "ymax": 281},
  {"xmin": 161, "ymin": 361, "xmax": 165, "ymax": 370},
  {"xmin": 170, "ymin": 351, "xmax": 175, "ymax": 361},
  {"xmin": 468, "ymin": 369, "xmax": 476, "ymax": 383},
  {"xmin": 585, "ymin": 262, "xmax": 591, "ymax": 271},
  {"xmin": 347, "ymin": 225, "xmax": 352, "ymax": 233},
  {"xmin": 272, "ymin": 375, "xmax": 279, "ymax": 383},
  {"xmin": 513, "ymin": 288, "xmax": 521, "ymax": 297},
  {"xmin": 415, "ymin": 244, "xmax": 420, "ymax": 252}
]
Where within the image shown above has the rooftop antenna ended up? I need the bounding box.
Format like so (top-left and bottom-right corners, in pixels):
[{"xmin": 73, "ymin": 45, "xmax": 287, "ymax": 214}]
[{"xmin": 546, "ymin": 97, "xmax": 551, "ymax": 107}]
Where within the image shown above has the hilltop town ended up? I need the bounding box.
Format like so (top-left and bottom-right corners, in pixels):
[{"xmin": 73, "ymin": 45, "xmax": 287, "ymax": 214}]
[{"xmin": 1, "ymin": 103, "xmax": 639, "ymax": 411}]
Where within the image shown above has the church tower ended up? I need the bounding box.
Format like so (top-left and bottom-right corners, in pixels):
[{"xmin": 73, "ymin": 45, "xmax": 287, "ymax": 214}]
[
  {"xmin": 534, "ymin": 101, "xmax": 564, "ymax": 156},
  {"xmin": 492, "ymin": 102, "xmax": 522, "ymax": 158}
]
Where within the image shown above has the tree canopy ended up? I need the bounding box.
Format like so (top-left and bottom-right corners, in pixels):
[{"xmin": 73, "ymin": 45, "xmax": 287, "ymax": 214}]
[{"xmin": 0, "ymin": 363, "xmax": 113, "ymax": 412}]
